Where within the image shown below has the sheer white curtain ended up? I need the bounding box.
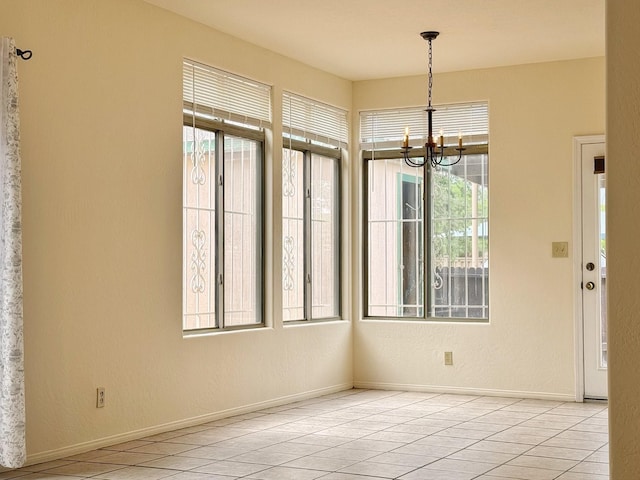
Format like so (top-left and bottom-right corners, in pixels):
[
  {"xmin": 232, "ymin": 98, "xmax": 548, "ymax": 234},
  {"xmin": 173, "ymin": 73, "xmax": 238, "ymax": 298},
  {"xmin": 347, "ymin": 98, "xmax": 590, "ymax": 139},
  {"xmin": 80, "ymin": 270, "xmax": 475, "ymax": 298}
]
[{"xmin": 0, "ymin": 37, "xmax": 25, "ymax": 469}]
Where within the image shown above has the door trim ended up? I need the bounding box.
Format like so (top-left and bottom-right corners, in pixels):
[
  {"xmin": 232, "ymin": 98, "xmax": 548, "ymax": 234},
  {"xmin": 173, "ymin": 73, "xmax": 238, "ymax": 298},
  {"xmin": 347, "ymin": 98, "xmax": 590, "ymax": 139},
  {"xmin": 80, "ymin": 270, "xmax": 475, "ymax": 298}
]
[{"xmin": 573, "ymin": 134, "xmax": 605, "ymax": 402}]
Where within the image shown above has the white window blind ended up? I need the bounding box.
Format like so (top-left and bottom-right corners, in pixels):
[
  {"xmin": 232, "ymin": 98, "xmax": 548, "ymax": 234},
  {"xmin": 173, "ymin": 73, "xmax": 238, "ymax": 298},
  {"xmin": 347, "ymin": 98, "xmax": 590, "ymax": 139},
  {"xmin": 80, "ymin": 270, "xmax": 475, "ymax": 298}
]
[
  {"xmin": 183, "ymin": 59, "xmax": 272, "ymax": 129},
  {"xmin": 360, "ymin": 102, "xmax": 488, "ymax": 150},
  {"xmin": 283, "ymin": 92, "xmax": 348, "ymax": 148}
]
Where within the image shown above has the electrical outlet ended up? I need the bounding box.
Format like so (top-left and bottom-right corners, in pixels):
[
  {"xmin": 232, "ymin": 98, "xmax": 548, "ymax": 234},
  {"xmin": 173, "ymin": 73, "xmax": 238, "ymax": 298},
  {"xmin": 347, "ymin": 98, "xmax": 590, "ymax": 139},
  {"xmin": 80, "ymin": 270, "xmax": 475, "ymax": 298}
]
[
  {"xmin": 444, "ymin": 351, "xmax": 453, "ymax": 366},
  {"xmin": 552, "ymin": 241, "xmax": 569, "ymax": 258},
  {"xmin": 96, "ymin": 387, "xmax": 105, "ymax": 408}
]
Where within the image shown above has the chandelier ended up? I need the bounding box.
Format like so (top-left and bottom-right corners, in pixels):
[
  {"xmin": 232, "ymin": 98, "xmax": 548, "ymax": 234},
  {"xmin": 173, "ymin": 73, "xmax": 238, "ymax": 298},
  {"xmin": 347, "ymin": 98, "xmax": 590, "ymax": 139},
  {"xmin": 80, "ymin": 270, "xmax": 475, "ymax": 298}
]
[{"xmin": 402, "ymin": 31, "xmax": 464, "ymax": 168}]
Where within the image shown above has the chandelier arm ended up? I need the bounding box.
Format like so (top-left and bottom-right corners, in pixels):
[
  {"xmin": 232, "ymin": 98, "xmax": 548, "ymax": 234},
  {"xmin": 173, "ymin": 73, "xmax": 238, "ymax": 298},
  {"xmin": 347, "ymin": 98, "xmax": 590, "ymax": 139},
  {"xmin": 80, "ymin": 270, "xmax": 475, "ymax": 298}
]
[
  {"xmin": 404, "ymin": 155, "xmax": 427, "ymax": 168},
  {"xmin": 402, "ymin": 147, "xmax": 428, "ymax": 168},
  {"xmin": 431, "ymin": 148, "xmax": 465, "ymax": 167}
]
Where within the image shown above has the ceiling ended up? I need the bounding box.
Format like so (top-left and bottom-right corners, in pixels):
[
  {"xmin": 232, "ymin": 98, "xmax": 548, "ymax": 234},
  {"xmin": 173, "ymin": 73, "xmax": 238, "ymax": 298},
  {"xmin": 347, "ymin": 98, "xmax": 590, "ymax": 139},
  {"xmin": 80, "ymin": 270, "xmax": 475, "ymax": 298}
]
[{"xmin": 144, "ymin": 0, "xmax": 605, "ymax": 81}]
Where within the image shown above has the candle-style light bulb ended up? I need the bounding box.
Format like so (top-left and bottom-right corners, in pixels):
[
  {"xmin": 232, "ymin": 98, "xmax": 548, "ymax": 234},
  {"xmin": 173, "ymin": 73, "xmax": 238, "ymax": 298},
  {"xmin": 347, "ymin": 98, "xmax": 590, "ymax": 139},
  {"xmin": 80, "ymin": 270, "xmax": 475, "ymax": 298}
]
[
  {"xmin": 403, "ymin": 126, "xmax": 409, "ymax": 148},
  {"xmin": 458, "ymin": 131, "xmax": 463, "ymax": 148},
  {"xmin": 439, "ymin": 128, "xmax": 444, "ymax": 148}
]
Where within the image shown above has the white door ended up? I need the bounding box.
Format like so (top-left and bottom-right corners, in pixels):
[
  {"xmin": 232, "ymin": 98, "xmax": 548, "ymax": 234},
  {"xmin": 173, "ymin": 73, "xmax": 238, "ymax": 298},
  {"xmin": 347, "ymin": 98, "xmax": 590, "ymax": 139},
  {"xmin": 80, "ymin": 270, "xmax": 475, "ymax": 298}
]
[{"xmin": 580, "ymin": 140, "xmax": 607, "ymax": 399}]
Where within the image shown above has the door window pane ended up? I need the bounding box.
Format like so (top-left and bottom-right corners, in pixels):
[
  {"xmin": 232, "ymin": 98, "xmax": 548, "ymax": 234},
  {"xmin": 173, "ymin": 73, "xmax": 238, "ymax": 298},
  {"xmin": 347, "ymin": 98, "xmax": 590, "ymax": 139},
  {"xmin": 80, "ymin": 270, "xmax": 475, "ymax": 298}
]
[{"xmin": 599, "ymin": 174, "xmax": 607, "ymax": 367}]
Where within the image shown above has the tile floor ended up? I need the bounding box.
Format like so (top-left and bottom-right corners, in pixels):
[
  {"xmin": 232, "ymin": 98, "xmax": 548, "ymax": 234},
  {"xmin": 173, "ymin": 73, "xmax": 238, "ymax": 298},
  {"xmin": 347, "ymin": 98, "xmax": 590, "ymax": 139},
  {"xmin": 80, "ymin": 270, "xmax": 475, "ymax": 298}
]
[{"xmin": 3, "ymin": 389, "xmax": 609, "ymax": 480}]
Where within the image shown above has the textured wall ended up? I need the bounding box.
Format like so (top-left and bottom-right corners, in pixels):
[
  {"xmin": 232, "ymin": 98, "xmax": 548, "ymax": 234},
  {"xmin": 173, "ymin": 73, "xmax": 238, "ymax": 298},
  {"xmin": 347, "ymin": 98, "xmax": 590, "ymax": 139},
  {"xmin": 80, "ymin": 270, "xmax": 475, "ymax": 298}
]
[{"xmin": 606, "ymin": 0, "xmax": 640, "ymax": 477}]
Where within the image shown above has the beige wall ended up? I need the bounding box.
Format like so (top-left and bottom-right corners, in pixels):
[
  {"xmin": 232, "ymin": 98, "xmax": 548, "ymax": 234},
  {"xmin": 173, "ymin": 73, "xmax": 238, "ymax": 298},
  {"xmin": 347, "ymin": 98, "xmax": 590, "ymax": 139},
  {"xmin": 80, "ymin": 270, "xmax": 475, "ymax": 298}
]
[
  {"xmin": 352, "ymin": 58, "xmax": 605, "ymax": 398},
  {"xmin": 3, "ymin": 0, "xmax": 610, "ymax": 464},
  {"xmin": 607, "ymin": 1, "xmax": 640, "ymax": 477},
  {"xmin": 1, "ymin": 0, "xmax": 353, "ymax": 460}
]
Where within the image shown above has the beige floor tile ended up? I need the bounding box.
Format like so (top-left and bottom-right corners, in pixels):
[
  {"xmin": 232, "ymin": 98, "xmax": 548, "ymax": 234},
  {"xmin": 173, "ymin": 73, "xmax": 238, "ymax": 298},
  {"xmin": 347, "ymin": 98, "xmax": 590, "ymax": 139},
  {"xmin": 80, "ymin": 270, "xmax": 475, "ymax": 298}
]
[
  {"xmin": 422, "ymin": 458, "xmax": 496, "ymax": 475},
  {"xmin": 176, "ymin": 445, "xmax": 247, "ymax": 460},
  {"xmin": 484, "ymin": 464, "xmax": 563, "ymax": 479},
  {"xmin": 192, "ymin": 460, "xmax": 270, "ymax": 477},
  {"xmin": 282, "ymin": 455, "xmax": 356, "ymax": 472},
  {"xmin": 20, "ymin": 460, "xmax": 75, "ymax": 472},
  {"xmin": 570, "ymin": 461, "xmax": 610, "ymax": 475},
  {"xmin": 448, "ymin": 448, "xmax": 517, "ymax": 464},
  {"xmin": 88, "ymin": 452, "xmax": 164, "ymax": 466},
  {"xmin": 0, "ymin": 471, "xmax": 30, "ymax": 480},
  {"xmin": 524, "ymin": 445, "xmax": 592, "ymax": 461},
  {"xmin": 93, "ymin": 466, "xmax": 178, "ymax": 480},
  {"xmin": 312, "ymin": 447, "xmax": 379, "ymax": 461},
  {"xmin": 369, "ymin": 451, "xmax": 438, "ymax": 467},
  {"xmin": 415, "ymin": 435, "xmax": 476, "ymax": 448},
  {"xmin": 244, "ymin": 465, "xmax": 327, "ymax": 479},
  {"xmin": 320, "ymin": 473, "xmax": 390, "ymax": 480},
  {"xmin": 507, "ymin": 454, "xmax": 579, "ymax": 471},
  {"xmin": 433, "ymin": 426, "xmax": 495, "ymax": 440},
  {"xmin": 399, "ymin": 467, "xmax": 478, "ymax": 479},
  {"xmin": 584, "ymin": 450, "xmax": 609, "ymax": 463},
  {"xmin": 393, "ymin": 443, "xmax": 460, "ymax": 458},
  {"xmin": 128, "ymin": 443, "xmax": 196, "ymax": 455},
  {"xmin": 468, "ymin": 440, "xmax": 533, "ymax": 454},
  {"xmin": 555, "ymin": 472, "xmax": 609, "ymax": 480},
  {"xmin": 18, "ymin": 474, "xmax": 86, "ymax": 480},
  {"xmin": 138, "ymin": 456, "xmax": 213, "ymax": 470},
  {"xmin": 165, "ymin": 473, "xmax": 234, "ymax": 480},
  {"xmin": 41, "ymin": 462, "xmax": 124, "ymax": 477},
  {"xmin": 338, "ymin": 460, "xmax": 417, "ymax": 478},
  {"xmin": 224, "ymin": 450, "xmax": 300, "ymax": 465}
]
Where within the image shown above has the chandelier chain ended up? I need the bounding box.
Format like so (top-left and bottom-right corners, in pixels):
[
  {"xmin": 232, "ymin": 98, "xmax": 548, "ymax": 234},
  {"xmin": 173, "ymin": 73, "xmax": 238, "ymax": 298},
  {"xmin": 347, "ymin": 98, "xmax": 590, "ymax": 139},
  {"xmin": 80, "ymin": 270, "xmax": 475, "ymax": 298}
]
[{"xmin": 427, "ymin": 38, "xmax": 433, "ymax": 108}]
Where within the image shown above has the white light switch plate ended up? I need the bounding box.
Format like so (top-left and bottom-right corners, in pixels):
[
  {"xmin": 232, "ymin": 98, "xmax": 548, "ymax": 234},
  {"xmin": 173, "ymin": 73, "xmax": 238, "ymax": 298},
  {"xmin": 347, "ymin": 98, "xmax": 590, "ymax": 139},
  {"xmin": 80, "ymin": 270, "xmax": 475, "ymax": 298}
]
[{"xmin": 552, "ymin": 241, "xmax": 569, "ymax": 258}]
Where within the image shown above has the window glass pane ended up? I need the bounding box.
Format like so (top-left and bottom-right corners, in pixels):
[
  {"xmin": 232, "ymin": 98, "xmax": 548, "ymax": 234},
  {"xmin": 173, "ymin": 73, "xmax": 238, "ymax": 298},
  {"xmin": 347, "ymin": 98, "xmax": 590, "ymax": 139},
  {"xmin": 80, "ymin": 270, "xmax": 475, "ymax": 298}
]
[
  {"xmin": 431, "ymin": 154, "xmax": 489, "ymax": 318},
  {"xmin": 282, "ymin": 148, "xmax": 305, "ymax": 321},
  {"xmin": 598, "ymin": 174, "xmax": 607, "ymax": 368},
  {"xmin": 367, "ymin": 158, "xmax": 424, "ymax": 317},
  {"xmin": 183, "ymin": 126, "xmax": 216, "ymax": 330},
  {"xmin": 311, "ymin": 154, "xmax": 339, "ymax": 319},
  {"xmin": 224, "ymin": 135, "xmax": 260, "ymax": 326}
]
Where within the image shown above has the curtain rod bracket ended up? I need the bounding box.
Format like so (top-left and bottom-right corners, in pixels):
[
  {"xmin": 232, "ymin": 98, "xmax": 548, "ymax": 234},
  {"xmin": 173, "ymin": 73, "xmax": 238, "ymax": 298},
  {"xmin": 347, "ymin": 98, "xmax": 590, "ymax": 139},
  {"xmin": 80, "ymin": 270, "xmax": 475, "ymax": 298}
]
[{"xmin": 15, "ymin": 49, "xmax": 32, "ymax": 60}]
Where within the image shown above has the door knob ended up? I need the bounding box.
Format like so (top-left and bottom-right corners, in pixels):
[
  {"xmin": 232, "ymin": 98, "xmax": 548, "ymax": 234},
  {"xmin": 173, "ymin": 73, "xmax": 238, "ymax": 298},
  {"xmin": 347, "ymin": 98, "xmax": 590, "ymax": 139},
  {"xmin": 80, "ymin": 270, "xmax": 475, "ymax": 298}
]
[{"xmin": 585, "ymin": 281, "xmax": 595, "ymax": 290}]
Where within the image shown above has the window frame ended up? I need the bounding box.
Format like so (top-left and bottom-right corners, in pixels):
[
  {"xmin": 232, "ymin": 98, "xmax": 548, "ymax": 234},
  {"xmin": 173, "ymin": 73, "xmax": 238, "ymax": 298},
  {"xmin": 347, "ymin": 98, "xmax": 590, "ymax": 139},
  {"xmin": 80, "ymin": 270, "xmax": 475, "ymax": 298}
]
[
  {"xmin": 282, "ymin": 138, "xmax": 342, "ymax": 324},
  {"xmin": 182, "ymin": 116, "xmax": 265, "ymax": 334}
]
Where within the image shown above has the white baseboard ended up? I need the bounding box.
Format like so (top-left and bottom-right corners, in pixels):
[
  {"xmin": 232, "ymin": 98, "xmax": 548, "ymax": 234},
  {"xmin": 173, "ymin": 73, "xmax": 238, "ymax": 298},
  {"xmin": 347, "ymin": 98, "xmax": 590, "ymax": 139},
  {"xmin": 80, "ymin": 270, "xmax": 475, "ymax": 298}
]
[
  {"xmin": 24, "ymin": 382, "xmax": 353, "ymax": 467},
  {"xmin": 353, "ymin": 381, "xmax": 576, "ymax": 402}
]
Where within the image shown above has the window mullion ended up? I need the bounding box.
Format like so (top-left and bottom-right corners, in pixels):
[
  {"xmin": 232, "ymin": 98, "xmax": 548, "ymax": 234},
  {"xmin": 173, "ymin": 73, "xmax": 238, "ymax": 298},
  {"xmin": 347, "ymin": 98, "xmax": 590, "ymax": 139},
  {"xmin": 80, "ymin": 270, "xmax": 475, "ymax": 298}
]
[
  {"xmin": 363, "ymin": 161, "xmax": 371, "ymax": 317},
  {"xmin": 334, "ymin": 154, "xmax": 342, "ymax": 319},
  {"xmin": 215, "ymin": 131, "xmax": 225, "ymax": 328},
  {"xmin": 256, "ymin": 140, "xmax": 264, "ymax": 326},
  {"xmin": 303, "ymin": 151, "xmax": 312, "ymax": 320},
  {"xmin": 425, "ymin": 164, "xmax": 433, "ymax": 318}
]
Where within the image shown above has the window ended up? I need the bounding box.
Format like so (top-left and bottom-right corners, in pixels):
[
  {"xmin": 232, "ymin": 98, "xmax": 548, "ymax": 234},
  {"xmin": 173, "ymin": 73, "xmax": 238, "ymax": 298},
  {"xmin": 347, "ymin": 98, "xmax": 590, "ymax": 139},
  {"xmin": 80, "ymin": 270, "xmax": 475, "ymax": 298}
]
[
  {"xmin": 182, "ymin": 60, "xmax": 270, "ymax": 332},
  {"xmin": 282, "ymin": 92, "xmax": 347, "ymax": 322},
  {"xmin": 362, "ymin": 103, "xmax": 489, "ymax": 320}
]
